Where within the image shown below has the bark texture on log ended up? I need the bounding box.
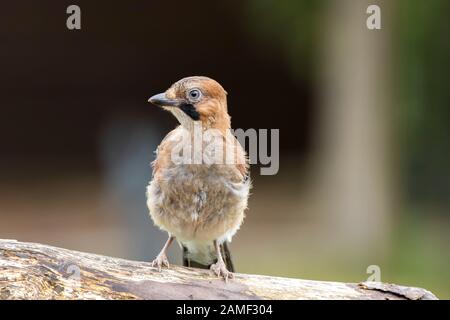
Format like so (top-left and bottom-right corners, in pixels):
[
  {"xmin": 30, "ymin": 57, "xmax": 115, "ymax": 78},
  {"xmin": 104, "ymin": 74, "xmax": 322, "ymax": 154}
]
[{"xmin": 0, "ymin": 239, "xmax": 438, "ymax": 300}]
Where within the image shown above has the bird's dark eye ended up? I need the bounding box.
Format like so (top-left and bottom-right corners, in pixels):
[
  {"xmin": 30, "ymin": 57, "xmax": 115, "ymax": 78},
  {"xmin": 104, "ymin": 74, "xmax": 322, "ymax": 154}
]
[{"xmin": 187, "ymin": 88, "xmax": 202, "ymax": 102}]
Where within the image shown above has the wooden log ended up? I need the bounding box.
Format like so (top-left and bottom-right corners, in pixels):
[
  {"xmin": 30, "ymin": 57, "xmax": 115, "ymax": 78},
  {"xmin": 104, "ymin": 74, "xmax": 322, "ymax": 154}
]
[{"xmin": 0, "ymin": 239, "xmax": 438, "ymax": 300}]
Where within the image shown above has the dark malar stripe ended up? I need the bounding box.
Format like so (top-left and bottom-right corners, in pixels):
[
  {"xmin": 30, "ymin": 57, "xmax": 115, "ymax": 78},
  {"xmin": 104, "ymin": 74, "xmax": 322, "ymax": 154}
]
[{"xmin": 179, "ymin": 103, "xmax": 200, "ymax": 121}]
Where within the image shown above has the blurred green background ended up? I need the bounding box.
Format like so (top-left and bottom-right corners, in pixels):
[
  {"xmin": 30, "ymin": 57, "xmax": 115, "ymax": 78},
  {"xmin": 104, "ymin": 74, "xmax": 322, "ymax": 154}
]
[{"xmin": 0, "ymin": 0, "xmax": 449, "ymax": 298}]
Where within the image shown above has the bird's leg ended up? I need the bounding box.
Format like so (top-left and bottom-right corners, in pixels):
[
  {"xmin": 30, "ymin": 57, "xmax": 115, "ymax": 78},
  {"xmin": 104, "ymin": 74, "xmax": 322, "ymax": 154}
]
[
  {"xmin": 151, "ymin": 235, "xmax": 174, "ymax": 271},
  {"xmin": 210, "ymin": 240, "xmax": 233, "ymax": 281}
]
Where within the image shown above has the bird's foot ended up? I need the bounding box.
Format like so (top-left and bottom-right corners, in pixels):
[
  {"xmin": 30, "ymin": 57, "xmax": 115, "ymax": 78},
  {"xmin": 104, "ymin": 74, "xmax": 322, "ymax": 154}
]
[
  {"xmin": 151, "ymin": 253, "xmax": 170, "ymax": 272},
  {"xmin": 210, "ymin": 261, "xmax": 233, "ymax": 282}
]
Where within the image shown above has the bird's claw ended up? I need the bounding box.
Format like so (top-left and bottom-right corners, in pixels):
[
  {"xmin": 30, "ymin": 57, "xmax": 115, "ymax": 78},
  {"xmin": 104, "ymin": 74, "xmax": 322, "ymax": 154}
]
[
  {"xmin": 151, "ymin": 253, "xmax": 170, "ymax": 272},
  {"xmin": 210, "ymin": 261, "xmax": 233, "ymax": 282}
]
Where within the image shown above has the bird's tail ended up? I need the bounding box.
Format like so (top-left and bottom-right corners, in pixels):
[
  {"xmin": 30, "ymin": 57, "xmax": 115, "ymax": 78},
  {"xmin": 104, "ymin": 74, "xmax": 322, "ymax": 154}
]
[{"xmin": 182, "ymin": 242, "xmax": 234, "ymax": 272}]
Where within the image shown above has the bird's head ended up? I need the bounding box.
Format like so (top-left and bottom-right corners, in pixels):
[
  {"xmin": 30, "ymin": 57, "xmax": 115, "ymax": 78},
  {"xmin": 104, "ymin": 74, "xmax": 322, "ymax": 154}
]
[{"xmin": 148, "ymin": 76, "xmax": 230, "ymax": 132}]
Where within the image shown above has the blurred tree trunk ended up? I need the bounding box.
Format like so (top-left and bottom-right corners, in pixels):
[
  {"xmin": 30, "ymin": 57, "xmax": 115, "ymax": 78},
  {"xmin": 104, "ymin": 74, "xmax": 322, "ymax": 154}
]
[{"xmin": 314, "ymin": 0, "xmax": 394, "ymax": 254}]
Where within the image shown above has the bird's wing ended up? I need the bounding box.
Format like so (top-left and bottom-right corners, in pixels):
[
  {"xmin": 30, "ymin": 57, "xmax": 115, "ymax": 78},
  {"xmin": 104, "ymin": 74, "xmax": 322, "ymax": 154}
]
[{"xmin": 151, "ymin": 126, "xmax": 183, "ymax": 178}]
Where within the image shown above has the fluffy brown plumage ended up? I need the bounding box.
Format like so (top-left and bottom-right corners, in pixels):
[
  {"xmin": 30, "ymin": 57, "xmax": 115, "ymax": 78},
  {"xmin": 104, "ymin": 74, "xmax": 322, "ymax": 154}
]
[{"xmin": 147, "ymin": 76, "xmax": 250, "ymax": 280}]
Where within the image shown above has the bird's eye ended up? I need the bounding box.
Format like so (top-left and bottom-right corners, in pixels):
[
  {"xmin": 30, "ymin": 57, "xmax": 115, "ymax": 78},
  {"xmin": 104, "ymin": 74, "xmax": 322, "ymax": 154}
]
[{"xmin": 187, "ymin": 89, "xmax": 202, "ymax": 102}]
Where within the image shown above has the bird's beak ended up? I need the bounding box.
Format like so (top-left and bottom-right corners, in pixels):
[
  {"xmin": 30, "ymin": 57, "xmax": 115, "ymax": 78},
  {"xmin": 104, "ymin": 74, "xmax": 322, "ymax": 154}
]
[{"xmin": 148, "ymin": 93, "xmax": 183, "ymax": 107}]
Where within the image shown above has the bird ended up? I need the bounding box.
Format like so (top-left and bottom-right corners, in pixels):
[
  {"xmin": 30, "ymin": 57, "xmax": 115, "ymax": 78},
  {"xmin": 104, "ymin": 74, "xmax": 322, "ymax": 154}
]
[{"xmin": 146, "ymin": 76, "xmax": 250, "ymax": 280}]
